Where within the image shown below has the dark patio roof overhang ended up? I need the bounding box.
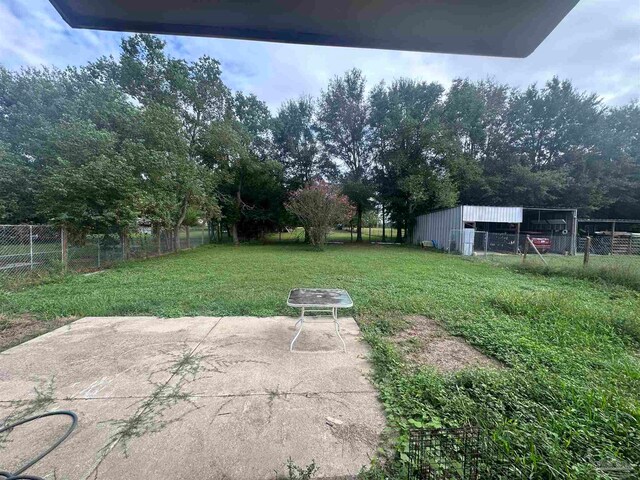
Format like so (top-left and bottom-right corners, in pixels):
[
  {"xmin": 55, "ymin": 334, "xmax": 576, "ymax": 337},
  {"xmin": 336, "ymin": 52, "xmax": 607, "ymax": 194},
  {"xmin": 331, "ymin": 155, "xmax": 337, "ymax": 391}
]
[{"xmin": 49, "ymin": 0, "xmax": 579, "ymax": 58}]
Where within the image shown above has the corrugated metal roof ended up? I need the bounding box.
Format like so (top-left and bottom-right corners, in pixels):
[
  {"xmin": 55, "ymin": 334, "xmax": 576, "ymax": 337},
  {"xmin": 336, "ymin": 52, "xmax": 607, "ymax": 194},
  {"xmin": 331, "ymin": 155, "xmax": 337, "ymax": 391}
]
[{"xmin": 462, "ymin": 206, "xmax": 522, "ymax": 223}]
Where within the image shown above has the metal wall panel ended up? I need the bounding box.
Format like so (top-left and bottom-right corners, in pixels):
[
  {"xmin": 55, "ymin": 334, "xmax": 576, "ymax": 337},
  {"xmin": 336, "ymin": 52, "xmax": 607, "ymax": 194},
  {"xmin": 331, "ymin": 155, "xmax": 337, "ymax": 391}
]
[
  {"xmin": 462, "ymin": 206, "xmax": 523, "ymax": 223},
  {"xmin": 413, "ymin": 206, "xmax": 462, "ymax": 251}
]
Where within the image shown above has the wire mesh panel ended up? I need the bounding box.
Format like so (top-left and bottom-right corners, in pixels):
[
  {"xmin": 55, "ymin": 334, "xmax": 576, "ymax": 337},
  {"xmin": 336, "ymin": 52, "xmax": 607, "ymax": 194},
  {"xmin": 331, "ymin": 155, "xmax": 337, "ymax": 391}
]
[
  {"xmin": 407, "ymin": 427, "xmax": 523, "ymax": 480},
  {"xmin": 407, "ymin": 427, "xmax": 481, "ymax": 480},
  {"xmin": 578, "ymin": 235, "xmax": 640, "ymax": 256},
  {"xmin": 0, "ymin": 225, "xmax": 62, "ymax": 277},
  {"xmin": 1, "ymin": 223, "xmax": 210, "ymax": 281}
]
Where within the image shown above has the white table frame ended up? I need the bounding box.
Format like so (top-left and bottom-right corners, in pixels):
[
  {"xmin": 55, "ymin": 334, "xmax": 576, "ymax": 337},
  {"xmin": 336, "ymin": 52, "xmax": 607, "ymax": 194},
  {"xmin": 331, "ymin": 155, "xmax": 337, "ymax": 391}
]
[{"xmin": 287, "ymin": 289, "xmax": 352, "ymax": 352}]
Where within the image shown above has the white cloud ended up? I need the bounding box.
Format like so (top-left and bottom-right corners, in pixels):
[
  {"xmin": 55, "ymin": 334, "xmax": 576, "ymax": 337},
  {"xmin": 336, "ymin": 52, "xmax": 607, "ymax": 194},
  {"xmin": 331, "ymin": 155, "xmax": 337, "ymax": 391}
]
[{"xmin": 1, "ymin": 0, "xmax": 638, "ymax": 109}]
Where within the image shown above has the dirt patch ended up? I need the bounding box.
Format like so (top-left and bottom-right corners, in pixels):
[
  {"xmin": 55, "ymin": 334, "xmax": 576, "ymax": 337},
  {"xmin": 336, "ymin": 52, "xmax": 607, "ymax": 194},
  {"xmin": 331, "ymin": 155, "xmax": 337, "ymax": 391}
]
[
  {"xmin": 393, "ymin": 315, "xmax": 502, "ymax": 373},
  {"xmin": 0, "ymin": 314, "xmax": 76, "ymax": 352}
]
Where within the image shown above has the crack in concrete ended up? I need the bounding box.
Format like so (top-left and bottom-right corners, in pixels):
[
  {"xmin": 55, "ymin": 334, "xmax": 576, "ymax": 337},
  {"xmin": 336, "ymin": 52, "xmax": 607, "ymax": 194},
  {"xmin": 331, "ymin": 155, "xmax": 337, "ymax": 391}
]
[{"xmin": 0, "ymin": 390, "xmax": 378, "ymax": 403}]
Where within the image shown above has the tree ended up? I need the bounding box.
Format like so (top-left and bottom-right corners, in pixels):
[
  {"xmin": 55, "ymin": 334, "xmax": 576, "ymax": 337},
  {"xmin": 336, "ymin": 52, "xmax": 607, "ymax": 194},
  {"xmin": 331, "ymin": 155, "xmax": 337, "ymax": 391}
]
[
  {"xmin": 592, "ymin": 102, "xmax": 640, "ymax": 218},
  {"xmin": 115, "ymin": 34, "xmax": 227, "ymax": 249},
  {"xmin": 369, "ymin": 78, "xmax": 456, "ymax": 241},
  {"xmin": 441, "ymin": 79, "xmax": 511, "ymax": 205},
  {"xmin": 286, "ymin": 181, "xmax": 354, "ymax": 247},
  {"xmin": 316, "ymin": 69, "xmax": 372, "ymax": 241},
  {"xmin": 0, "ymin": 65, "xmax": 142, "ymax": 236},
  {"xmin": 200, "ymin": 93, "xmax": 284, "ymax": 245},
  {"xmin": 272, "ymin": 96, "xmax": 336, "ymax": 190}
]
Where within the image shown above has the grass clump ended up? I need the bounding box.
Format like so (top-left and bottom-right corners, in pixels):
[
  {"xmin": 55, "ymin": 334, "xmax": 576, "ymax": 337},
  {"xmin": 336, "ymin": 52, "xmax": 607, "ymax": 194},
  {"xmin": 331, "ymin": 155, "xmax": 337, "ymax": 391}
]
[{"xmin": 485, "ymin": 254, "xmax": 640, "ymax": 291}]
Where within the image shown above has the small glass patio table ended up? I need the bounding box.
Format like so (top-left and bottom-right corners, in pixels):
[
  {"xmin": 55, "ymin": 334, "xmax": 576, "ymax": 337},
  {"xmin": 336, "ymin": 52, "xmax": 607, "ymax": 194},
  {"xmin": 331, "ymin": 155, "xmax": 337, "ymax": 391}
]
[{"xmin": 287, "ymin": 288, "xmax": 353, "ymax": 352}]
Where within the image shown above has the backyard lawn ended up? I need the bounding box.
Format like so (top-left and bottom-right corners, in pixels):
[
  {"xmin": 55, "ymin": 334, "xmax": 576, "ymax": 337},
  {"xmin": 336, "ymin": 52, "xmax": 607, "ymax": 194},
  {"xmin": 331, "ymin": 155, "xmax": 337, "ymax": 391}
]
[{"xmin": 1, "ymin": 243, "xmax": 639, "ymax": 478}]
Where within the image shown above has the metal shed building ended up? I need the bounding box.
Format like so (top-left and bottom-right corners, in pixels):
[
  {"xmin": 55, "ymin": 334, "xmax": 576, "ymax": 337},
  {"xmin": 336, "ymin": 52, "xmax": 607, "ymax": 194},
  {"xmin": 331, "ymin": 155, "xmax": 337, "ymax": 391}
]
[{"xmin": 413, "ymin": 205, "xmax": 578, "ymax": 255}]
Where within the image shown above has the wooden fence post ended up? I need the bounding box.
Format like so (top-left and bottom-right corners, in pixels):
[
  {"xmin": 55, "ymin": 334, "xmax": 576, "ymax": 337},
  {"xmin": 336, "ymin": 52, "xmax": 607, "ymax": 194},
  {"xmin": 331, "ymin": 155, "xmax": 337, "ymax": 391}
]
[
  {"xmin": 522, "ymin": 235, "xmax": 529, "ymax": 263},
  {"xmin": 527, "ymin": 235, "xmax": 548, "ymax": 266},
  {"xmin": 610, "ymin": 221, "xmax": 616, "ymax": 255},
  {"xmin": 583, "ymin": 236, "xmax": 591, "ymax": 266}
]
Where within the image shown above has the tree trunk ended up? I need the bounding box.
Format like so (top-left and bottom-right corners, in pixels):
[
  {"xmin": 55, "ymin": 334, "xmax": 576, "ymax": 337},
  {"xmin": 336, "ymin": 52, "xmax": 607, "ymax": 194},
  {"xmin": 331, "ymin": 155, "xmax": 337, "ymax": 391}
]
[
  {"xmin": 356, "ymin": 204, "xmax": 363, "ymax": 242},
  {"xmin": 174, "ymin": 194, "xmax": 190, "ymax": 252},
  {"xmin": 382, "ymin": 205, "xmax": 386, "ymax": 242},
  {"xmin": 121, "ymin": 231, "xmax": 129, "ymax": 260},
  {"xmin": 173, "ymin": 227, "xmax": 180, "ymax": 252},
  {"xmin": 395, "ymin": 223, "xmax": 402, "ymax": 243},
  {"xmin": 231, "ymin": 223, "xmax": 239, "ymax": 246},
  {"xmin": 233, "ymin": 185, "xmax": 242, "ymax": 246},
  {"xmin": 304, "ymin": 227, "xmax": 310, "ymax": 244}
]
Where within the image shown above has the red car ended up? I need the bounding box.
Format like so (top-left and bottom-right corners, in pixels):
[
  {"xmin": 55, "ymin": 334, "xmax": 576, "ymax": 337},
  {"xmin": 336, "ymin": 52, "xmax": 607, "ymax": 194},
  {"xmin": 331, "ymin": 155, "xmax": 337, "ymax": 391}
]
[{"xmin": 523, "ymin": 232, "xmax": 552, "ymax": 253}]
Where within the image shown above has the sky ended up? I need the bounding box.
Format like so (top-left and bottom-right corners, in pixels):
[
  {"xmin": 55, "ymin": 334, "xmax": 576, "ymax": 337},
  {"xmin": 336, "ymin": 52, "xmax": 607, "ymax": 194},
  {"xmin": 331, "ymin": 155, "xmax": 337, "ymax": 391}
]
[{"xmin": 1, "ymin": 0, "xmax": 638, "ymax": 111}]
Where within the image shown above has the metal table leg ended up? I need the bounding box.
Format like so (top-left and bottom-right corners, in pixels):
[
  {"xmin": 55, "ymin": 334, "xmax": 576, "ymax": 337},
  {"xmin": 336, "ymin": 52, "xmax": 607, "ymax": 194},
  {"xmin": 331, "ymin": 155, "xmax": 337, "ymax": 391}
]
[
  {"xmin": 290, "ymin": 307, "xmax": 305, "ymax": 351},
  {"xmin": 333, "ymin": 307, "xmax": 346, "ymax": 352},
  {"xmin": 290, "ymin": 306, "xmax": 346, "ymax": 352}
]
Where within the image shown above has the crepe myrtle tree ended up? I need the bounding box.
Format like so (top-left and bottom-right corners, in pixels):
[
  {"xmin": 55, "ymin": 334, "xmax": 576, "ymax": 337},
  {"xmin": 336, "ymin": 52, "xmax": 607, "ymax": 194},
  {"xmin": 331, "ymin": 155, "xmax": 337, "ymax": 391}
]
[{"xmin": 286, "ymin": 180, "xmax": 355, "ymax": 247}]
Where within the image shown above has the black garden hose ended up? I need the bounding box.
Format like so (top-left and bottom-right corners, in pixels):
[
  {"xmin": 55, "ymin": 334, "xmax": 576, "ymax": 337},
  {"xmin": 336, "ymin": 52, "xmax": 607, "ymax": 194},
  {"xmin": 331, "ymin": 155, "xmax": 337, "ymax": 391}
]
[{"xmin": 0, "ymin": 410, "xmax": 77, "ymax": 480}]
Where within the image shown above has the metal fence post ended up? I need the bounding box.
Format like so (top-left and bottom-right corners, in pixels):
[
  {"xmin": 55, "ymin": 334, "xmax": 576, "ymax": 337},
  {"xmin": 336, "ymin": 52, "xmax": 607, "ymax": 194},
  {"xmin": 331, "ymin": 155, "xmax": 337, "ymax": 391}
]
[
  {"xmin": 29, "ymin": 225, "xmax": 34, "ymax": 271},
  {"xmin": 61, "ymin": 227, "xmax": 68, "ymax": 271},
  {"xmin": 97, "ymin": 239, "xmax": 101, "ymax": 268}
]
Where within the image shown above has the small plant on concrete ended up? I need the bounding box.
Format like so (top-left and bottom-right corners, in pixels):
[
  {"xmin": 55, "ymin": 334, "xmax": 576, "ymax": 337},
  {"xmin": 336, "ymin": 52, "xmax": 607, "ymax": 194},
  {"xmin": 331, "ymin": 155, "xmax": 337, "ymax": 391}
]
[
  {"xmin": 275, "ymin": 458, "xmax": 319, "ymax": 480},
  {"xmin": 285, "ymin": 180, "xmax": 354, "ymax": 248}
]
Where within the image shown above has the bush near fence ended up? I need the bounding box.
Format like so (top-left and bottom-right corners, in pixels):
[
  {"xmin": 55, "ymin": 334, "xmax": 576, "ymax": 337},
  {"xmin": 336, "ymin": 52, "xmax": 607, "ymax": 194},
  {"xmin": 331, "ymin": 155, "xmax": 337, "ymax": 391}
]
[{"xmin": 0, "ymin": 224, "xmax": 210, "ymax": 280}]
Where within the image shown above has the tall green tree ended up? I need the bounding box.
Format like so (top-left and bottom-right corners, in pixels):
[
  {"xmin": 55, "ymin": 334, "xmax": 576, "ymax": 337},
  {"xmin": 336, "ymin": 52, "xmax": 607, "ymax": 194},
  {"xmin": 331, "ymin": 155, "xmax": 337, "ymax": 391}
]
[
  {"xmin": 370, "ymin": 78, "xmax": 456, "ymax": 241},
  {"xmin": 200, "ymin": 94, "xmax": 284, "ymax": 245},
  {"xmin": 316, "ymin": 69, "xmax": 372, "ymax": 241},
  {"xmin": 115, "ymin": 34, "xmax": 226, "ymax": 248},
  {"xmin": 272, "ymin": 96, "xmax": 336, "ymax": 190}
]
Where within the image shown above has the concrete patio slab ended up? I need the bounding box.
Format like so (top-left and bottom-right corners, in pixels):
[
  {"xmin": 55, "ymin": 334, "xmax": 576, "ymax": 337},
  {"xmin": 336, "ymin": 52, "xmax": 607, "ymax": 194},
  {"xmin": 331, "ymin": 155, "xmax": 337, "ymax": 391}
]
[
  {"xmin": 0, "ymin": 316, "xmax": 385, "ymax": 479},
  {"xmin": 182, "ymin": 316, "xmax": 376, "ymax": 396},
  {"xmin": 0, "ymin": 398, "xmax": 139, "ymax": 480},
  {"xmin": 0, "ymin": 316, "xmax": 221, "ymax": 401}
]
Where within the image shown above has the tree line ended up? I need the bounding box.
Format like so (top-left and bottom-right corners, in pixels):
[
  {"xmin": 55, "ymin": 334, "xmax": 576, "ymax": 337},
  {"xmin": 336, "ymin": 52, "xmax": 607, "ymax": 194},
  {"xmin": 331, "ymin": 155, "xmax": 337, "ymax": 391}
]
[{"xmin": 1, "ymin": 34, "xmax": 638, "ymax": 244}]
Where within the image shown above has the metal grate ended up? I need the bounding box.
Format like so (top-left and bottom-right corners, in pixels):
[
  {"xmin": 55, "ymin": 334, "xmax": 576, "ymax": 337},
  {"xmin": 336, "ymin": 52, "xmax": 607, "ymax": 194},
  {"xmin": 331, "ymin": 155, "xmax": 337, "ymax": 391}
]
[{"xmin": 407, "ymin": 427, "xmax": 523, "ymax": 480}]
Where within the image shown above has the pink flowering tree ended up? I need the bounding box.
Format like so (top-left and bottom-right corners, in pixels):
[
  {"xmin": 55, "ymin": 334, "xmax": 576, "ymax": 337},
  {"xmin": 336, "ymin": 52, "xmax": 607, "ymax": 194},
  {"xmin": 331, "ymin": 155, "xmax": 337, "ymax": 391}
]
[{"xmin": 286, "ymin": 180, "xmax": 355, "ymax": 247}]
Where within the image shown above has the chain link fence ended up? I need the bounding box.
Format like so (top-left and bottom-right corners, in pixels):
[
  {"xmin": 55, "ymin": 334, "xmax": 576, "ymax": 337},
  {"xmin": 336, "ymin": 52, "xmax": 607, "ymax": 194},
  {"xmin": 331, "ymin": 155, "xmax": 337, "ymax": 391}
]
[
  {"xmin": 448, "ymin": 228, "xmax": 639, "ymax": 258},
  {"xmin": 577, "ymin": 234, "xmax": 640, "ymax": 256},
  {"xmin": 1, "ymin": 223, "xmax": 210, "ymax": 280},
  {"xmin": 448, "ymin": 229, "xmax": 583, "ymax": 257},
  {"xmin": 446, "ymin": 228, "xmax": 640, "ymax": 290},
  {"xmin": 0, "ymin": 225, "xmax": 63, "ymax": 275}
]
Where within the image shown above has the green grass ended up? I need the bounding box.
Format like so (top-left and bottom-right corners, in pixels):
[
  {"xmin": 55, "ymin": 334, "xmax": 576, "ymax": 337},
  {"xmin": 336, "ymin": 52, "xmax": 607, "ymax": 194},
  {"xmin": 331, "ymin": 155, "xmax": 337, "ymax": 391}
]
[
  {"xmin": 266, "ymin": 227, "xmax": 400, "ymax": 243},
  {"xmin": 1, "ymin": 243, "xmax": 639, "ymax": 478},
  {"xmin": 482, "ymin": 253, "xmax": 640, "ymax": 291}
]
